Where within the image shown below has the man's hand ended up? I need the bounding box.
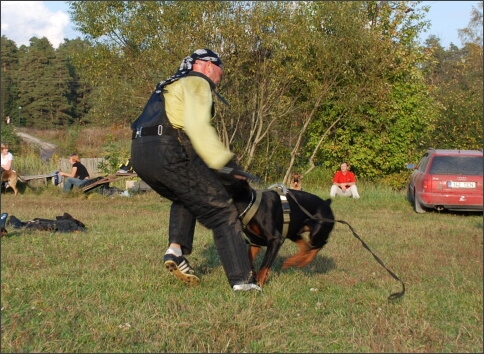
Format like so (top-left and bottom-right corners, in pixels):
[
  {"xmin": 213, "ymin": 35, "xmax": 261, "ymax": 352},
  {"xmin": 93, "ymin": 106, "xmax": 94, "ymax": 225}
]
[
  {"xmin": 217, "ymin": 160, "xmax": 262, "ymax": 183},
  {"xmin": 219, "ymin": 166, "xmax": 262, "ymax": 183}
]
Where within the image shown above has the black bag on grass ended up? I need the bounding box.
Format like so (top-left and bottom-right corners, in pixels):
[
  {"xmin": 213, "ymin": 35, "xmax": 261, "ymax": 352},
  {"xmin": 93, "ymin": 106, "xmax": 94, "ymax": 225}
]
[{"xmin": 7, "ymin": 212, "xmax": 86, "ymax": 233}]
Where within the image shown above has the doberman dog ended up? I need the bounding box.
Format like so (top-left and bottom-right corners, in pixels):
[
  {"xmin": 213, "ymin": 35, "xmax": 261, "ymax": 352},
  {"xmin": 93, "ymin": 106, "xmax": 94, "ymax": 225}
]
[
  {"xmin": 226, "ymin": 179, "xmax": 334, "ymax": 287},
  {"xmin": 1, "ymin": 170, "xmax": 19, "ymax": 196}
]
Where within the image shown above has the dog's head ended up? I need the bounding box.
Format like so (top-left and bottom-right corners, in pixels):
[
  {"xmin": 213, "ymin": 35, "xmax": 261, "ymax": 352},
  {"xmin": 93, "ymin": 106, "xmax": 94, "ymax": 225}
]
[
  {"xmin": 309, "ymin": 198, "xmax": 334, "ymax": 249},
  {"xmin": 290, "ymin": 173, "xmax": 302, "ymax": 190}
]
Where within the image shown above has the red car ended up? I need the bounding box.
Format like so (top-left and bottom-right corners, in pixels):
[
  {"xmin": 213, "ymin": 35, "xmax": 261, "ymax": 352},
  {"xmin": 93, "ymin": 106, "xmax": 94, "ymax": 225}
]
[{"xmin": 407, "ymin": 149, "xmax": 483, "ymax": 213}]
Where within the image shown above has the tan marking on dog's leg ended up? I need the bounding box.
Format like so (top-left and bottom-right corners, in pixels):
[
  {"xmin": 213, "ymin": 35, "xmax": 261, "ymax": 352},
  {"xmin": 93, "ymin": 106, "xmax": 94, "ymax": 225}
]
[
  {"xmin": 295, "ymin": 248, "xmax": 321, "ymax": 268},
  {"xmin": 249, "ymin": 245, "xmax": 261, "ymax": 259},
  {"xmin": 282, "ymin": 239, "xmax": 310, "ymax": 269}
]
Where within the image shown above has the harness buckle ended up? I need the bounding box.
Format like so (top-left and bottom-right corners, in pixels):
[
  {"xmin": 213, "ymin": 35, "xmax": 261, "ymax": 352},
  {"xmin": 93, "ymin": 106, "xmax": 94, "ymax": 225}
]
[
  {"xmin": 135, "ymin": 128, "xmax": 142, "ymax": 138},
  {"xmin": 157, "ymin": 125, "xmax": 163, "ymax": 135}
]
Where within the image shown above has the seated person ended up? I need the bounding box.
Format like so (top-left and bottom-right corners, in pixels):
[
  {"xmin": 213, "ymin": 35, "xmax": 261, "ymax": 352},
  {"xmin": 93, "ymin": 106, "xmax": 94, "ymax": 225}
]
[
  {"xmin": 1, "ymin": 143, "xmax": 13, "ymax": 173},
  {"xmin": 59, "ymin": 153, "xmax": 90, "ymax": 192},
  {"xmin": 329, "ymin": 162, "xmax": 360, "ymax": 199},
  {"xmin": 1, "ymin": 143, "xmax": 14, "ymax": 188}
]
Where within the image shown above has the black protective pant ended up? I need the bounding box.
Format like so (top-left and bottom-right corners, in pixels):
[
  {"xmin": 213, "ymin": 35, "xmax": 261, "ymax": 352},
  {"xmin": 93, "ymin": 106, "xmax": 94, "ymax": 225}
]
[{"xmin": 131, "ymin": 135, "xmax": 253, "ymax": 286}]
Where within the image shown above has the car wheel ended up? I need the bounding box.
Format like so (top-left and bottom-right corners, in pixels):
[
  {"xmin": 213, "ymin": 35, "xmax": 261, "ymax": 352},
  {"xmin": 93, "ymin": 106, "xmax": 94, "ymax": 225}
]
[
  {"xmin": 407, "ymin": 185, "xmax": 414, "ymax": 202},
  {"xmin": 413, "ymin": 192, "xmax": 426, "ymax": 213}
]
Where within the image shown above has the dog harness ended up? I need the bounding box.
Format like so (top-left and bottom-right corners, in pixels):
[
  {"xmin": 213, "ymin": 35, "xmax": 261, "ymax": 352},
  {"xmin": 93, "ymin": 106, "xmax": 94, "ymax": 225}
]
[
  {"xmin": 239, "ymin": 184, "xmax": 291, "ymax": 239},
  {"xmin": 270, "ymin": 184, "xmax": 291, "ymax": 238}
]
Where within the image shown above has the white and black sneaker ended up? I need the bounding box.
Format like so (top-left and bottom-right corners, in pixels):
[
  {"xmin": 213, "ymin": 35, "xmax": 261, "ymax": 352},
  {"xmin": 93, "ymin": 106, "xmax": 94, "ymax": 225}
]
[
  {"xmin": 164, "ymin": 254, "xmax": 200, "ymax": 285},
  {"xmin": 233, "ymin": 276, "xmax": 262, "ymax": 292}
]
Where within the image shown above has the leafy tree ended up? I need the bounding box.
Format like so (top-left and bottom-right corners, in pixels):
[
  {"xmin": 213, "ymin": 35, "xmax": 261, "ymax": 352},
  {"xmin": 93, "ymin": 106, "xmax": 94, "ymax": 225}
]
[
  {"xmin": 318, "ymin": 1, "xmax": 434, "ymax": 181},
  {"xmin": 423, "ymin": 2, "xmax": 483, "ymax": 150},
  {"xmin": 289, "ymin": 1, "xmax": 434, "ymax": 186},
  {"xmin": 67, "ymin": 1, "xmax": 235, "ymax": 126}
]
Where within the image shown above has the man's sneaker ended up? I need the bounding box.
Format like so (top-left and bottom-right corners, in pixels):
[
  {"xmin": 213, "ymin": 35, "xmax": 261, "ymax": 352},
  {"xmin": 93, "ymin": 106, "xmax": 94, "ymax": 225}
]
[
  {"xmin": 164, "ymin": 254, "xmax": 200, "ymax": 285},
  {"xmin": 233, "ymin": 277, "xmax": 262, "ymax": 292}
]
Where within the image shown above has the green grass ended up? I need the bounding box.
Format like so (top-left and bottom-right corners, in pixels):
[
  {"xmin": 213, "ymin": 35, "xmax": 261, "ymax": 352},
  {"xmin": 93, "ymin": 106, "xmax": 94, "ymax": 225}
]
[{"xmin": 1, "ymin": 182, "xmax": 482, "ymax": 353}]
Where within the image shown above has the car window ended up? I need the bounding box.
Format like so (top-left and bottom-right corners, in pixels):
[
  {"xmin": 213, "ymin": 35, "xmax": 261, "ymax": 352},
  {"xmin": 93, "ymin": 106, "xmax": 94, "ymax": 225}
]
[
  {"xmin": 417, "ymin": 153, "xmax": 430, "ymax": 172},
  {"xmin": 429, "ymin": 156, "xmax": 483, "ymax": 176}
]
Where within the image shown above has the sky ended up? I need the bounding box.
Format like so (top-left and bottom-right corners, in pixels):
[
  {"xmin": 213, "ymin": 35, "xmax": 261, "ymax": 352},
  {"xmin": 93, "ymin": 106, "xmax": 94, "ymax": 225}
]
[{"xmin": 0, "ymin": 1, "xmax": 481, "ymax": 49}]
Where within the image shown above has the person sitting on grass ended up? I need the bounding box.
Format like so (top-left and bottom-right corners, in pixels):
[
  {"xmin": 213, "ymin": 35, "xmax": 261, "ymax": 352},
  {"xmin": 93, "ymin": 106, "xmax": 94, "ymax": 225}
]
[
  {"xmin": 1, "ymin": 143, "xmax": 14, "ymax": 188},
  {"xmin": 329, "ymin": 161, "xmax": 360, "ymax": 199},
  {"xmin": 58, "ymin": 153, "xmax": 90, "ymax": 193},
  {"xmin": 1, "ymin": 142, "xmax": 13, "ymax": 174}
]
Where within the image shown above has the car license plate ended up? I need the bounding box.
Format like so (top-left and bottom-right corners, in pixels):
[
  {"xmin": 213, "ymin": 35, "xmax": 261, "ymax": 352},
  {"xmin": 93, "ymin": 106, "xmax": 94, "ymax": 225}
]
[{"xmin": 448, "ymin": 181, "xmax": 476, "ymax": 188}]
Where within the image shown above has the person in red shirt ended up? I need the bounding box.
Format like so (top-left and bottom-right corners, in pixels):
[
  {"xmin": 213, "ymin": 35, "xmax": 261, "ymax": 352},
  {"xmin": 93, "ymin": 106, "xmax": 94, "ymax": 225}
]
[{"xmin": 330, "ymin": 162, "xmax": 360, "ymax": 199}]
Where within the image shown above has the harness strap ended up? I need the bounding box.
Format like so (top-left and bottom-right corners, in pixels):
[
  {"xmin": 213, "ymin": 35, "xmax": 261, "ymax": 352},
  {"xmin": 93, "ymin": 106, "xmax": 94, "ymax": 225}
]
[
  {"xmin": 279, "ymin": 193, "xmax": 291, "ymax": 239},
  {"xmin": 241, "ymin": 190, "xmax": 263, "ymax": 227},
  {"xmin": 268, "ymin": 184, "xmax": 291, "ymax": 239}
]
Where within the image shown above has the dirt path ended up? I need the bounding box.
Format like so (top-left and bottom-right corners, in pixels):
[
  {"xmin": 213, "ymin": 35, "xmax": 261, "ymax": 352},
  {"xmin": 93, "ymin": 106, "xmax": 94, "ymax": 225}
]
[{"xmin": 15, "ymin": 131, "xmax": 57, "ymax": 161}]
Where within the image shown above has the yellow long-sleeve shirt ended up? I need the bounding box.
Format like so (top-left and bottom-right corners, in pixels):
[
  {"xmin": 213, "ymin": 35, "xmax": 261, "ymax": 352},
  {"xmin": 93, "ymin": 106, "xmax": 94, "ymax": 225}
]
[{"xmin": 163, "ymin": 75, "xmax": 233, "ymax": 169}]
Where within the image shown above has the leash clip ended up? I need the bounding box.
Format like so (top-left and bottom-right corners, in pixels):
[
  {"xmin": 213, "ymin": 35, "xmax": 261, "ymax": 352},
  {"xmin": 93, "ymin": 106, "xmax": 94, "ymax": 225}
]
[{"xmin": 157, "ymin": 125, "xmax": 163, "ymax": 135}]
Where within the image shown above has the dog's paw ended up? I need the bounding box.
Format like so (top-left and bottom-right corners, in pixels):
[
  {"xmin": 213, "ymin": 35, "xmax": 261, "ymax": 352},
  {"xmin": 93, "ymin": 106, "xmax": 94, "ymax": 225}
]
[{"xmin": 256, "ymin": 268, "xmax": 270, "ymax": 286}]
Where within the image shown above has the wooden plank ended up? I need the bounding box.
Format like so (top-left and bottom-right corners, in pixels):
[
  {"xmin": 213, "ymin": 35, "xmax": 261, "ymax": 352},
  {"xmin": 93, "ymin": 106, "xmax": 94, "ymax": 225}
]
[
  {"xmin": 19, "ymin": 172, "xmax": 56, "ymax": 181},
  {"xmin": 115, "ymin": 172, "xmax": 138, "ymax": 177},
  {"xmin": 81, "ymin": 174, "xmax": 135, "ymax": 193}
]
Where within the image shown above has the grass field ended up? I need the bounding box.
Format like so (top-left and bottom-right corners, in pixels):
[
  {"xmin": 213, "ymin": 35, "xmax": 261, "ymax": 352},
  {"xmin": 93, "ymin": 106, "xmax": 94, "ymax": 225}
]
[{"xmin": 1, "ymin": 182, "xmax": 482, "ymax": 353}]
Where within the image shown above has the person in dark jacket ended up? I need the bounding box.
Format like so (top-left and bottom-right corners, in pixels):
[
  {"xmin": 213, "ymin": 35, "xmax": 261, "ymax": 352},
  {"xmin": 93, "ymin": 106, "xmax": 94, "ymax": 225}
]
[{"xmin": 131, "ymin": 49, "xmax": 260, "ymax": 291}]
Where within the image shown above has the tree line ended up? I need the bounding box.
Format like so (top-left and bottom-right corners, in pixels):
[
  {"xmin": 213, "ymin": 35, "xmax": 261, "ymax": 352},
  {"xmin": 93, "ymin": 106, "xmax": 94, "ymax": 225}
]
[{"xmin": 1, "ymin": 1, "xmax": 482, "ymax": 187}]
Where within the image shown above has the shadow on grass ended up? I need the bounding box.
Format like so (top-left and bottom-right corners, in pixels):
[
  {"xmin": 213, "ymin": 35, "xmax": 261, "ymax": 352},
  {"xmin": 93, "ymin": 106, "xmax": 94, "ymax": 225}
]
[
  {"xmin": 1, "ymin": 230, "xmax": 24, "ymax": 238},
  {"xmin": 198, "ymin": 240, "xmax": 336, "ymax": 282},
  {"xmin": 1, "ymin": 180, "xmax": 56, "ymax": 196},
  {"xmin": 422, "ymin": 209, "xmax": 483, "ymax": 217}
]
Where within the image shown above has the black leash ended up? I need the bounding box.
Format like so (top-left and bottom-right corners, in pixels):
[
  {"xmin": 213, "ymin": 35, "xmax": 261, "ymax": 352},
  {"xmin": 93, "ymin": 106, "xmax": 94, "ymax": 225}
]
[{"xmin": 286, "ymin": 190, "xmax": 405, "ymax": 301}]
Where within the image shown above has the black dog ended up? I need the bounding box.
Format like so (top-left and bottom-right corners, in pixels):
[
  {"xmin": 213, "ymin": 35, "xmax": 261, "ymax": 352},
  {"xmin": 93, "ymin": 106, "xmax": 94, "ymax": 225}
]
[{"xmin": 226, "ymin": 179, "xmax": 334, "ymax": 287}]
